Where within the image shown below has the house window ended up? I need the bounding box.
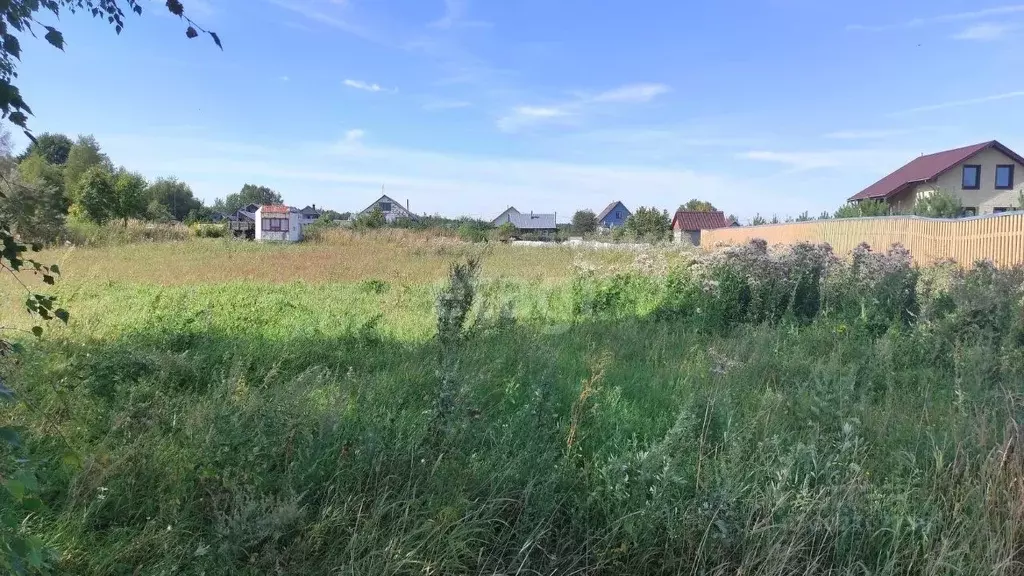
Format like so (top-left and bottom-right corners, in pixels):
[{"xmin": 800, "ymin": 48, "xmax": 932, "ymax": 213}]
[
  {"xmin": 262, "ymin": 218, "xmax": 287, "ymax": 231},
  {"xmin": 380, "ymin": 202, "xmax": 392, "ymax": 212},
  {"xmin": 994, "ymin": 207, "xmax": 1011, "ymax": 213},
  {"xmin": 961, "ymin": 207, "xmax": 978, "ymax": 217},
  {"xmin": 962, "ymin": 165, "xmax": 981, "ymax": 190},
  {"xmin": 615, "ymin": 211, "xmax": 621, "ymax": 219},
  {"xmin": 996, "ymin": 165, "xmax": 1015, "ymax": 189}
]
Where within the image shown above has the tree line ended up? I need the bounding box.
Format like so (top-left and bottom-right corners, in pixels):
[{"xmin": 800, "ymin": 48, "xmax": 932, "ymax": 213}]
[{"xmin": 0, "ymin": 131, "xmax": 350, "ymax": 245}]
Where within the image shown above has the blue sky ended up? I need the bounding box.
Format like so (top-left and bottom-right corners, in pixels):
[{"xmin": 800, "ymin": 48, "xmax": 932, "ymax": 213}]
[{"xmin": 12, "ymin": 0, "xmax": 1024, "ymax": 220}]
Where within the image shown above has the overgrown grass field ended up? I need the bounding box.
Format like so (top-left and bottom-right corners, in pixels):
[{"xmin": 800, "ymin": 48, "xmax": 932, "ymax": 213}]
[{"xmin": 4, "ymin": 232, "xmax": 1024, "ymax": 575}]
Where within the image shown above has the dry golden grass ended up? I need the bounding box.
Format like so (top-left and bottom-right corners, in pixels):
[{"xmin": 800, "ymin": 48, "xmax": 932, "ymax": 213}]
[{"xmin": 26, "ymin": 228, "xmax": 679, "ymax": 287}]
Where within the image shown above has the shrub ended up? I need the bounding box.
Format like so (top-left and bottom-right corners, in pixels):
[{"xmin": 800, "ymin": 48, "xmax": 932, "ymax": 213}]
[
  {"xmin": 190, "ymin": 223, "xmax": 228, "ymax": 238},
  {"xmin": 63, "ymin": 219, "xmax": 190, "ymax": 246}
]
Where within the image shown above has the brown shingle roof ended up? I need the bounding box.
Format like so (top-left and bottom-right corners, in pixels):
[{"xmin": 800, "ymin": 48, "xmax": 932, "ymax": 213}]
[
  {"xmin": 848, "ymin": 140, "xmax": 1024, "ymax": 202},
  {"xmin": 260, "ymin": 204, "xmax": 290, "ymax": 214},
  {"xmin": 672, "ymin": 210, "xmax": 730, "ymax": 231}
]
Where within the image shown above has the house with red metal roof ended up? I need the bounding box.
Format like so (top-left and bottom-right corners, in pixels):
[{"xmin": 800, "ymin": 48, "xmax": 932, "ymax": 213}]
[
  {"xmin": 848, "ymin": 140, "xmax": 1024, "ymax": 216},
  {"xmin": 671, "ymin": 210, "xmax": 731, "ymax": 245}
]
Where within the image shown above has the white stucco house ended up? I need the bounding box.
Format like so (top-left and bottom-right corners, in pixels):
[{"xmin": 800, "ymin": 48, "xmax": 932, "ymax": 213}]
[{"xmin": 255, "ymin": 204, "xmax": 302, "ymax": 242}]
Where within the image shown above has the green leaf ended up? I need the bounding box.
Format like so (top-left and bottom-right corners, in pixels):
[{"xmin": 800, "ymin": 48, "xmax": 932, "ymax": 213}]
[
  {"xmin": 3, "ymin": 33, "xmax": 21, "ymax": 60},
  {"xmin": 43, "ymin": 27, "xmax": 64, "ymax": 51},
  {"xmin": 166, "ymin": 0, "xmax": 184, "ymax": 16},
  {"xmin": 0, "ymin": 426, "xmax": 20, "ymax": 446},
  {"xmin": 21, "ymin": 496, "xmax": 43, "ymax": 511},
  {"xmin": 61, "ymin": 451, "xmax": 82, "ymax": 469},
  {"xmin": 14, "ymin": 470, "xmax": 38, "ymax": 492},
  {"xmin": 31, "ymin": 326, "xmax": 42, "ymax": 337},
  {"xmin": 55, "ymin": 309, "xmax": 69, "ymax": 324},
  {"xmin": 49, "ymin": 264, "xmax": 60, "ymax": 275},
  {"xmin": 5, "ymin": 479, "xmax": 26, "ymax": 499},
  {"xmin": 42, "ymin": 274, "xmax": 54, "ymax": 285},
  {"xmin": 209, "ymin": 31, "xmax": 222, "ymax": 50}
]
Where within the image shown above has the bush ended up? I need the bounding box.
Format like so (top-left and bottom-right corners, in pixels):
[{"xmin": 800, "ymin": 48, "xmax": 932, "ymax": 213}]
[
  {"xmin": 190, "ymin": 223, "xmax": 228, "ymax": 238},
  {"xmin": 63, "ymin": 219, "xmax": 190, "ymax": 246}
]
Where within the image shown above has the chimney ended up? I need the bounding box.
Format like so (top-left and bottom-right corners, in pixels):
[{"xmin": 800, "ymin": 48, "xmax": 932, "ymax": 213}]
[
  {"xmin": 406, "ymin": 199, "xmax": 409, "ymax": 211},
  {"xmin": 312, "ymin": 203, "xmax": 316, "ymax": 210}
]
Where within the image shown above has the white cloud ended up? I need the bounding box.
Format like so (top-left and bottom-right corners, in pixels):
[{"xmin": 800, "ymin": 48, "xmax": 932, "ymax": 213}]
[
  {"xmin": 280, "ymin": 75, "xmax": 290, "ymax": 82},
  {"xmin": 344, "ymin": 129, "xmax": 365, "ymax": 142},
  {"xmin": 738, "ymin": 148, "xmax": 910, "ymax": 173},
  {"xmin": 343, "ymin": 79, "xmax": 395, "ymax": 93},
  {"xmin": 951, "ymin": 22, "xmax": 1014, "ymax": 40},
  {"xmin": 267, "ymin": 0, "xmax": 382, "ymax": 43},
  {"xmin": 422, "ymin": 99, "xmax": 472, "ymax": 110},
  {"xmin": 499, "ymin": 82, "xmax": 670, "ymax": 132},
  {"xmin": 591, "ymin": 83, "xmax": 671, "ymax": 104},
  {"xmin": 496, "ymin": 106, "xmax": 572, "ymax": 132},
  {"xmin": 429, "ymin": 0, "xmax": 492, "ymax": 29},
  {"xmin": 849, "ymin": 4, "xmax": 1024, "ymax": 31},
  {"xmin": 93, "ymin": 131, "xmax": 789, "ymax": 220},
  {"xmin": 893, "ymin": 90, "xmax": 1024, "ymax": 114},
  {"xmin": 824, "ymin": 129, "xmax": 913, "ymax": 140}
]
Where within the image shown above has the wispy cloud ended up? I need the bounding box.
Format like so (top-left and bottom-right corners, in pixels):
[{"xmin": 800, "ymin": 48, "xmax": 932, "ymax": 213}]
[
  {"xmin": 951, "ymin": 22, "xmax": 1014, "ymax": 40},
  {"xmin": 343, "ymin": 79, "xmax": 396, "ymax": 93},
  {"xmin": 848, "ymin": 4, "xmax": 1024, "ymax": 31},
  {"xmin": 591, "ymin": 83, "xmax": 671, "ymax": 104},
  {"xmin": 422, "ymin": 99, "xmax": 472, "ymax": 110},
  {"xmin": 498, "ymin": 82, "xmax": 671, "ymax": 132},
  {"xmin": 279, "ymin": 75, "xmax": 290, "ymax": 82},
  {"xmin": 738, "ymin": 148, "xmax": 909, "ymax": 173},
  {"xmin": 893, "ymin": 90, "xmax": 1024, "ymax": 114},
  {"xmin": 344, "ymin": 129, "xmax": 365, "ymax": 143},
  {"xmin": 96, "ymin": 130, "xmax": 778, "ymax": 220},
  {"xmin": 824, "ymin": 129, "xmax": 914, "ymax": 140},
  {"xmin": 496, "ymin": 106, "xmax": 573, "ymax": 132},
  {"xmin": 267, "ymin": 0, "xmax": 381, "ymax": 43},
  {"xmin": 429, "ymin": 0, "xmax": 492, "ymax": 29}
]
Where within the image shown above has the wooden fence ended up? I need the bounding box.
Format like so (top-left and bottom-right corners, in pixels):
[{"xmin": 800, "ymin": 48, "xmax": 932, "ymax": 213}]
[{"xmin": 701, "ymin": 213, "xmax": 1024, "ymax": 267}]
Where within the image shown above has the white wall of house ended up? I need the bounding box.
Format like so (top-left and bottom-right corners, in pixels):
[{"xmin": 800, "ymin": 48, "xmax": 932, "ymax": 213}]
[
  {"xmin": 905, "ymin": 148, "xmax": 1024, "ymax": 215},
  {"xmin": 255, "ymin": 208, "xmax": 301, "ymax": 242}
]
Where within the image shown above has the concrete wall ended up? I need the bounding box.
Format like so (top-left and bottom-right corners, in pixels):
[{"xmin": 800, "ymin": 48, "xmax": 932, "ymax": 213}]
[{"xmin": 701, "ymin": 212, "xmax": 1024, "ymax": 267}]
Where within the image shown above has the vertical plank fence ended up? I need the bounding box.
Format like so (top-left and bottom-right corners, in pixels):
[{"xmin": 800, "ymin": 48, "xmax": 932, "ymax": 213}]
[{"xmin": 701, "ymin": 213, "xmax": 1024, "ymax": 267}]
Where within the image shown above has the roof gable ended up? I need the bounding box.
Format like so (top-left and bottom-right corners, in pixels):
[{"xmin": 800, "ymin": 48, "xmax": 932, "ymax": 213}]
[
  {"xmin": 505, "ymin": 212, "xmax": 556, "ymax": 230},
  {"xmin": 672, "ymin": 210, "xmax": 729, "ymax": 231},
  {"xmin": 597, "ymin": 201, "xmax": 630, "ymax": 222},
  {"xmin": 849, "ymin": 140, "xmax": 1024, "ymax": 202}
]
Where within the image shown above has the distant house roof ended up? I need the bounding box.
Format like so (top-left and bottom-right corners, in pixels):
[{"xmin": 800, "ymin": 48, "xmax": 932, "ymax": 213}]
[
  {"xmin": 672, "ymin": 210, "xmax": 730, "ymax": 231},
  {"xmin": 848, "ymin": 140, "xmax": 1024, "ymax": 202},
  {"xmin": 360, "ymin": 194, "xmax": 419, "ymax": 220},
  {"xmin": 300, "ymin": 205, "xmax": 320, "ymax": 215},
  {"xmin": 236, "ymin": 209, "xmax": 256, "ymax": 222},
  {"xmin": 597, "ymin": 201, "xmax": 630, "ymax": 222},
  {"xmin": 243, "ymin": 203, "xmax": 260, "ymax": 212},
  {"xmin": 501, "ymin": 212, "xmax": 556, "ymax": 230},
  {"xmin": 259, "ymin": 204, "xmax": 290, "ymax": 214}
]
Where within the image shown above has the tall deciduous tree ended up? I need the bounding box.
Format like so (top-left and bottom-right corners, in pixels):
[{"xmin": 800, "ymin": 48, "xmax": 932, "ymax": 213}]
[
  {"xmin": 571, "ymin": 209, "xmax": 598, "ymax": 234},
  {"xmin": 19, "ymin": 132, "xmax": 73, "ymax": 165},
  {"xmin": 147, "ymin": 177, "xmax": 201, "ymax": 221},
  {"xmin": 74, "ymin": 165, "xmax": 116, "ymax": 224},
  {"xmin": 112, "ymin": 169, "xmax": 148, "ymax": 225},
  {"xmin": 63, "ymin": 135, "xmax": 111, "ymax": 194},
  {"xmin": 213, "ymin": 184, "xmax": 283, "ymax": 214},
  {"xmin": 679, "ymin": 199, "xmax": 717, "ymax": 212},
  {"xmin": 1, "ymin": 157, "xmax": 68, "ymax": 243},
  {"xmin": 624, "ymin": 206, "xmax": 671, "ymax": 242}
]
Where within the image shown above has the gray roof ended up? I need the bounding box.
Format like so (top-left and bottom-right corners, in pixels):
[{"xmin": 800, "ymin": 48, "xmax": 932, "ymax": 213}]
[
  {"xmin": 597, "ymin": 201, "xmax": 629, "ymax": 222},
  {"xmin": 497, "ymin": 212, "xmax": 556, "ymax": 230}
]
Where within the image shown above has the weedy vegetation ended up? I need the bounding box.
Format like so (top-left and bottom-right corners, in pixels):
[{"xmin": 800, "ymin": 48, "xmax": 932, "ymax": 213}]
[{"xmin": 3, "ymin": 234, "xmax": 1024, "ymax": 575}]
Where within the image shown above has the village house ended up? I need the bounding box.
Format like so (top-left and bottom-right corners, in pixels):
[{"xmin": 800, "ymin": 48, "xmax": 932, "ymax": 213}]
[
  {"xmin": 672, "ymin": 210, "xmax": 731, "ymax": 245},
  {"xmin": 597, "ymin": 201, "xmax": 631, "ymax": 228},
  {"xmin": 848, "ymin": 140, "xmax": 1024, "ymax": 216},
  {"xmin": 491, "ymin": 206, "xmax": 558, "ymax": 236},
  {"xmin": 255, "ymin": 204, "xmax": 301, "ymax": 242},
  {"xmin": 360, "ymin": 194, "xmax": 418, "ymax": 223}
]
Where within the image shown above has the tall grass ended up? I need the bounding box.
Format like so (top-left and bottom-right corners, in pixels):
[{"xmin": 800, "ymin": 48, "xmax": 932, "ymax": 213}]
[{"xmin": 3, "ymin": 238, "xmax": 1024, "ymax": 573}]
